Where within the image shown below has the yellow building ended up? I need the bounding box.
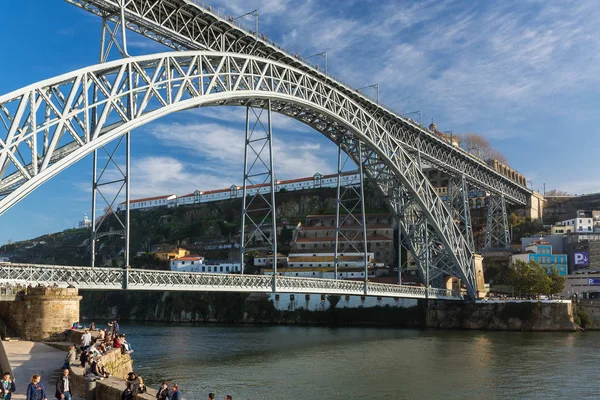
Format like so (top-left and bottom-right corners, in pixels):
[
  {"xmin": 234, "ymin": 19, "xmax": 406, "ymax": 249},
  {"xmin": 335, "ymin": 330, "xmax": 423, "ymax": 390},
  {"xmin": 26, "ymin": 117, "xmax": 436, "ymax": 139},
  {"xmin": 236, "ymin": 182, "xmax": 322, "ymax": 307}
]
[
  {"xmin": 551, "ymin": 225, "xmax": 574, "ymax": 235},
  {"xmin": 154, "ymin": 247, "xmax": 190, "ymax": 261}
]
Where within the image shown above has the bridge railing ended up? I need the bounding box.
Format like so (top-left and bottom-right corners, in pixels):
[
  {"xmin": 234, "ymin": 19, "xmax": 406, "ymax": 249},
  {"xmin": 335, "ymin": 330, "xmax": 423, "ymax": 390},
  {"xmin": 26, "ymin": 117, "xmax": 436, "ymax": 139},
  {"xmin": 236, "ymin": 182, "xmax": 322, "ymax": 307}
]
[{"xmin": 0, "ymin": 263, "xmax": 464, "ymax": 300}]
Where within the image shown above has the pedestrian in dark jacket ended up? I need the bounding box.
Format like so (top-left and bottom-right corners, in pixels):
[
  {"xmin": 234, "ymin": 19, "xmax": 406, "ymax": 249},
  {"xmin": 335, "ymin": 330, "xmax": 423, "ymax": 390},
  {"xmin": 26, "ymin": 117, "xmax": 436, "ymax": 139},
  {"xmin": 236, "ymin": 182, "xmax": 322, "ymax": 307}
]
[
  {"xmin": 25, "ymin": 375, "xmax": 47, "ymax": 400},
  {"xmin": 1, "ymin": 372, "xmax": 16, "ymax": 400},
  {"xmin": 121, "ymin": 372, "xmax": 139, "ymax": 400},
  {"xmin": 156, "ymin": 382, "xmax": 170, "ymax": 400},
  {"xmin": 55, "ymin": 369, "xmax": 71, "ymax": 400},
  {"xmin": 169, "ymin": 384, "xmax": 181, "ymax": 400}
]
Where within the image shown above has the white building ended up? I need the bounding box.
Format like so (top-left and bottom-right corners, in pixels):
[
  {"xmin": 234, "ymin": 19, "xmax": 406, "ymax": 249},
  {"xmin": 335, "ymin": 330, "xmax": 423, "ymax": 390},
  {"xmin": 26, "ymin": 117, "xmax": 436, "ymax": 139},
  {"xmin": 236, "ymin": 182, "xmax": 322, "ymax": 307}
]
[
  {"xmin": 117, "ymin": 194, "xmax": 177, "ymax": 212},
  {"xmin": 170, "ymin": 256, "xmax": 241, "ymax": 273},
  {"xmin": 557, "ymin": 210, "xmax": 595, "ymax": 233},
  {"xmin": 170, "ymin": 256, "xmax": 204, "ymax": 272},
  {"xmin": 78, "ymin": 214, "xmax": 92, "ymax": 229},
  {"xmin": 264, "ymin": 266, "xmax": 387, "ymax": 280}
]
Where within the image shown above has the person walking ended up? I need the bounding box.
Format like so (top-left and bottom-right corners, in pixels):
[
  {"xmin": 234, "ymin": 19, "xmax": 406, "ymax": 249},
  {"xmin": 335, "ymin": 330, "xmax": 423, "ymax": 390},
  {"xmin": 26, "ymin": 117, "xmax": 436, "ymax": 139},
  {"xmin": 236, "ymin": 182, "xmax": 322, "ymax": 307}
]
[
  {"xmin": 169, "ymin": 384, "xmax": 181, "ymax": 400},
  {"xmin": 207, "ymin": 394, "xmax": 214, "ymax": 400},
  {"xmin": 156, "ymin": 382, "xmax": 170, "ymax": 400},
  {"xmin": 224, "ymin": 396, "xmax": 232, "ymax": 400},
  {"xmin": 55, "ymin": 369, "xmax": 71, "ymax": 400},
  {"xmin": 25, "ymin": 375, "xmax": 47, "ymax": 400},
  {"xmin": 1, "ymin": 372, "xmax": 16, "ymax": 400}
]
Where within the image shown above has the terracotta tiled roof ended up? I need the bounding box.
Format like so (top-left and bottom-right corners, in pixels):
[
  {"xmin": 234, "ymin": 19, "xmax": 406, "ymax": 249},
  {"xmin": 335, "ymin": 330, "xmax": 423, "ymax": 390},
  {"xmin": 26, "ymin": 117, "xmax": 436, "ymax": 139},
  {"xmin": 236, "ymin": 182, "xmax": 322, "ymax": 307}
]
[{"xmin": 119, "ymin": 194, "xmax": 176, "ymax": 205}]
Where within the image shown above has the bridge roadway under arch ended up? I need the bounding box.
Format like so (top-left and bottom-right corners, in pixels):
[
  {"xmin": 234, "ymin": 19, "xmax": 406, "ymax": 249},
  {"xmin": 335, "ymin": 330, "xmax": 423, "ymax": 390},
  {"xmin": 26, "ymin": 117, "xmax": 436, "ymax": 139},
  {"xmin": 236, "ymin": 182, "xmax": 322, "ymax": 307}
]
[
  {"xmin": 0, "ymin": 51, "xmax": 477, "ymax": 297},
  {"xmin": 0, "ymin": 264, "xmax": 464, "ymax": 301}
]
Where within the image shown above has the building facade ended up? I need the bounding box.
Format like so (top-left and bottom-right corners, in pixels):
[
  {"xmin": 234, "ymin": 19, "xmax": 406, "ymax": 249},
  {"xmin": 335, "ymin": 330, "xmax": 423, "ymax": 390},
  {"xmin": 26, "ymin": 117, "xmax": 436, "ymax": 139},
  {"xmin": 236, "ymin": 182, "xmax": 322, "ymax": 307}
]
[
  {"xmin": 170, "ymin": 255, "xmax": 241, "ymax": 273},
  {"xmin": 511, "ymin": 239, "xmax": 568, "ymax": 275}
]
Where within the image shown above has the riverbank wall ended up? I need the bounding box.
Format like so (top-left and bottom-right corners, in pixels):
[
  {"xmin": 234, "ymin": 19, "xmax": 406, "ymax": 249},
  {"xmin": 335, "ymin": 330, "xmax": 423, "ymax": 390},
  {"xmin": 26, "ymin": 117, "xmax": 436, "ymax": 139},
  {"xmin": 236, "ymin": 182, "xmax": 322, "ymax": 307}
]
[
  {"xmin": 574, "ymin": 300, "xmax": 600, "ymax": 330},
  {"xmin": 80, "ymin": 291, "xmax": 423, "ymax": 328},
  {"xmin": 426, "ymin": 300, "xmax": 579, "ymax": 331}
]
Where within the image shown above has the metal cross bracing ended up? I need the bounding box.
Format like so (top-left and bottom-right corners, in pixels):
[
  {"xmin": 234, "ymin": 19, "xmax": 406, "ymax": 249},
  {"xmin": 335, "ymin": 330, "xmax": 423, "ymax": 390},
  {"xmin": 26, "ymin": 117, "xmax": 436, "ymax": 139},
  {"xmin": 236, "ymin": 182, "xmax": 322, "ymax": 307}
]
[
  {"xmin": 333, "ymin": 137, "xmax": 368, "ymax": 284},
  {"xmin": 239, "ymin": 102, "xmax": 277, "ymax": 277},
  {"xmin": 0, "ymin": 263, "xmax": 464, "ymax": 300},
  {"xmin": 92, "ymin": 6, "xmax": 133, "ymax": 268},
  {"xmin": 64, "ymin": 0, "xmax": 531, "ymax": 206},
  {"xmin": 446, "ymin": 175, "xmax": 476, "ymax": 255},
  {"xmin": 90, "ymin": 135, "xmax": 129, "ymax": 267},
  {"xmin": 484, "ymin": 195, "xmax": 511, "ymax": 250},
  {"xmin": 0, "ymin": 51, "xmax": 477, "ymax": 298}
]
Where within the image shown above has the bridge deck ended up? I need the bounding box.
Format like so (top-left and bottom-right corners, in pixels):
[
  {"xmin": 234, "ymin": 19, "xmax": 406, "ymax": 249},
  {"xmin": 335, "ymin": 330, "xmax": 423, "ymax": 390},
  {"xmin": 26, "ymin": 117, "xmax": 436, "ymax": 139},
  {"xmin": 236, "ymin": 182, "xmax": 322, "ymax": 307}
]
[{"xmin": 0, "ymin": 264, "xmax": 464, "ymax": 301}]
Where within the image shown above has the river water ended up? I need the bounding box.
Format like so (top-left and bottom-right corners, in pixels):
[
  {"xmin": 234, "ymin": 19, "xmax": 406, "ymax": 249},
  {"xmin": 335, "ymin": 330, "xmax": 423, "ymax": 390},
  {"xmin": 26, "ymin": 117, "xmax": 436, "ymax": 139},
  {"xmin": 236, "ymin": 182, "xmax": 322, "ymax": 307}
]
[{"xmin": 116, "ymin": 323, "xmax": 600, "ymax": 399}]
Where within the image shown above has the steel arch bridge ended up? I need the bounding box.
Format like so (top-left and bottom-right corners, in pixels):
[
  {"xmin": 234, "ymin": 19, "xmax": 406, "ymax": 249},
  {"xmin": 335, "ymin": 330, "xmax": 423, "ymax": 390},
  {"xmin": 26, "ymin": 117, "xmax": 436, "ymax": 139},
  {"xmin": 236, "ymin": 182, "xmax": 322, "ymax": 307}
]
[
  {"xmin": 0, "ymin": 50, "xmax": 479, "ymax": 295},
  {"xmin": 0, "ymin": 0, "xmax": 533, "ymax": 300}
]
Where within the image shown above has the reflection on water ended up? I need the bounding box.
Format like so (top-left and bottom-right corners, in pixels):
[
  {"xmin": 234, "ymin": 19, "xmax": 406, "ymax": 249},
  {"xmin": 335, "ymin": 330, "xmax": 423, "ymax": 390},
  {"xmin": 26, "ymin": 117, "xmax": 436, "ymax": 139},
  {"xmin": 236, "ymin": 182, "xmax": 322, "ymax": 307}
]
[{"xmin": 117, "ymin": 323, "xmax": 600, "ymax": 400}]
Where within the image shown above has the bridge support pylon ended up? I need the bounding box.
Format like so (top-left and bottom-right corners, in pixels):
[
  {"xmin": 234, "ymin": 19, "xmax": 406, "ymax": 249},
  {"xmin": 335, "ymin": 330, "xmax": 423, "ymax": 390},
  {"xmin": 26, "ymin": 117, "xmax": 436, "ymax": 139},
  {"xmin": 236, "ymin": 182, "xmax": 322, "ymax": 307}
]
[
  {"xmin": 240, "ymin": 101, "xmax": 278, "ymax": 285},
  {"xmin": 484, "ymin": 195, "xmax": 511, "ymax": 250},
  {"xmin": 90, "ymin": 3, "xmax": 132, "ymax": 268},
  {"xmin": 333, "ymin": 138, "xmax": 369, "ymax": 285}
]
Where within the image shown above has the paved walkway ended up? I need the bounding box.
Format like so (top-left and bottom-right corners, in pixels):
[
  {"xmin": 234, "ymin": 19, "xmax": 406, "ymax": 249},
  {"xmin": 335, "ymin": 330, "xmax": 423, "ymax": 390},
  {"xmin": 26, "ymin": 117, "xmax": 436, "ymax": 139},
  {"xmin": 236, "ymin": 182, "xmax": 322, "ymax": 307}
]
[{"xmin": 2, "ymin": 341, "xmax": 81, "ymax": 400}]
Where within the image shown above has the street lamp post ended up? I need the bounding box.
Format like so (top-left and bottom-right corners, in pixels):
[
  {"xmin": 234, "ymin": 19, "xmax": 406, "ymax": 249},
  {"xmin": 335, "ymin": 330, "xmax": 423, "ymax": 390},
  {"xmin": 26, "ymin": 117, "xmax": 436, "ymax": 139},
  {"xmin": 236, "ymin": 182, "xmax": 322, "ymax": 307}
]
[{"xmin": 233, "ymin": 10, "xmax": 259, "ymax": 38}]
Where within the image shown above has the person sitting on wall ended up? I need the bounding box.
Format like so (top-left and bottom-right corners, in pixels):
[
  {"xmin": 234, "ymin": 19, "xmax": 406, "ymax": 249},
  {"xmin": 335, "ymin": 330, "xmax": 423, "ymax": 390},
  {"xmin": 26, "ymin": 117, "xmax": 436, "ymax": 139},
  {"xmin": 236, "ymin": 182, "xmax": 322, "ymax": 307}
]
[
  {"xmin": 62, "ymin": 345, "xmax": 77, "ymax": 370},
  {"xmin": 1, "ymin": 372, "xmax": 16, "ymax": 400},
  {"xmin": 121, "ymin": 372, "xmax": 140, "ymax": 400},
  {"xmin": 112, "ymin": 335, "xmax": 122, "ymax": 350},
  {"xmin": 137, "ymin": 377, "xmax": 147, "ymax": 394},
  {"xmin": 120, "ymin": 334, "xmax": 133, "ymax": 354},
  {"xmin": 91, "ymin": 359, "xmax": 110, "ymax": 379}
]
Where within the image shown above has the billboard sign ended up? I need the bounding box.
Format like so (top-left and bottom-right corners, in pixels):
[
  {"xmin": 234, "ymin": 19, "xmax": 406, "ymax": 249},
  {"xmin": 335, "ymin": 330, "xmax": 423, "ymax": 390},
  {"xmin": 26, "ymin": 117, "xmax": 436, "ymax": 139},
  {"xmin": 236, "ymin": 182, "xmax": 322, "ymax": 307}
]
[
  {"xmin": 588, "ymin": 278, "xmax": 600, "ymax": 285},
  {"xmin": 574, "ymin": 252, "xmax": 590, "ymax": 266}
]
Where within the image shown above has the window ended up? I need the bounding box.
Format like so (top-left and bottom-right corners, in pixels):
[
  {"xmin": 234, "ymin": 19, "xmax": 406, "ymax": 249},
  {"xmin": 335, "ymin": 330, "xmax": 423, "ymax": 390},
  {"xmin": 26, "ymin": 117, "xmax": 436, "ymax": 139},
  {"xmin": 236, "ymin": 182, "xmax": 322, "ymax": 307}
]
[
  {"xmin": 202, "ymin": 267, "xmax": 205, "ymax": 272},
  {"xmin": 220, "ymin": 266, "xmax": 223, "ymax": 272},
  {"xmin": 226, "ymin": 266, "xmax": 230, "ymax": 272}
]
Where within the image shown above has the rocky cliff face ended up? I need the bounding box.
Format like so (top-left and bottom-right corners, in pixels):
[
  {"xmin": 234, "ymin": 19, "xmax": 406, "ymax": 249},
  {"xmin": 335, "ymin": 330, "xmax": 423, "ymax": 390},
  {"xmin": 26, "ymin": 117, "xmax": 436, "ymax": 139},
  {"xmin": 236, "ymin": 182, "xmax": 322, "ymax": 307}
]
[{"xmin": 426, "ymin": 301, "xmax": 578, "ymax": 331}]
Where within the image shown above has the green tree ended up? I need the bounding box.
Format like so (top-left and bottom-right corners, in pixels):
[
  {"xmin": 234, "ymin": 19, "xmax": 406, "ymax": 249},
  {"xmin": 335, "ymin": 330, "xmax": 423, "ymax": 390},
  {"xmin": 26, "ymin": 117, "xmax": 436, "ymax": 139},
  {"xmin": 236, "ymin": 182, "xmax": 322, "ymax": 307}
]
[
  {"xmin": 509, "ymin": 260, "xmax": 553, "ymax": 296},
  {"xmin": 548, "ymin": 267, "xmax": 566, "ymax": 295}
]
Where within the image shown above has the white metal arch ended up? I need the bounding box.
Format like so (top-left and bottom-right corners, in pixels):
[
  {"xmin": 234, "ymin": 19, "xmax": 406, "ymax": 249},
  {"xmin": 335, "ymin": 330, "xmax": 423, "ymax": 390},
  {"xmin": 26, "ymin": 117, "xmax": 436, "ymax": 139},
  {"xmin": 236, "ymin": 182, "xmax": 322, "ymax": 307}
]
[{"xmin": 0, "ymin": 51, "xmax": 476, "ymax": 297}]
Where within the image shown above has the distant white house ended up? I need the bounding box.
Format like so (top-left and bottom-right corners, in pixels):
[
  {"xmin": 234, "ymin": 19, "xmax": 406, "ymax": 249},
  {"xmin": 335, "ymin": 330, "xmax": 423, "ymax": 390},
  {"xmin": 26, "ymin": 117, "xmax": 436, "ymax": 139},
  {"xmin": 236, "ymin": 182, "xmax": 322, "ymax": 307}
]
[{"xmin": 170, "ymin": 256, "xmax": 241, "ymax": 273}]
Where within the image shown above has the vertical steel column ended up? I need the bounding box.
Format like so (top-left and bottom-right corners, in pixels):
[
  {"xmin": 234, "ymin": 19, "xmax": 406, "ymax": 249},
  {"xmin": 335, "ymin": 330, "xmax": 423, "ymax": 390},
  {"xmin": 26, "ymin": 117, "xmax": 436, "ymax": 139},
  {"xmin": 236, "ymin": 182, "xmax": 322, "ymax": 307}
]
[
  {"xmin": 333, "ymin": 143, "xmax": 343, "ymax": 280},
  {"xmin": 125, "ymin": 131, "xmax": 131, "ymax": 268},
  {"xmin": 484, "ymin": 194, "xmax": 510, "ymax": 250},
  {"xmin": 333, "ymin": 139, "xmax": 368, "ymax": 286},
  {"xmin": 358, "ymin": 142, "xmax": 369, "ymax": 295},
  {"xmin": 90, "ymin": 150, "xmax": 98, "ymax": 267},
  {"xmin": 239, "ymin": 107, "xmax": 250, "ymax": 275},
  {"xmin": 425, "ymin": 224, "xmax": 430, "ymax": 299},
  {"xmin": 267, "ymin": 101, "xmax": 277, "ymax": 278},
  {"xmin": 397, "ymin": 222, "xmax": 402, "ymax": 285},
  {"xmin": 239, "ymin": 102, "xmax": 277, "ymax": 284},
  {"xmin": 90, "ymin": 2, "xmax": 131, "ymax": 269}
]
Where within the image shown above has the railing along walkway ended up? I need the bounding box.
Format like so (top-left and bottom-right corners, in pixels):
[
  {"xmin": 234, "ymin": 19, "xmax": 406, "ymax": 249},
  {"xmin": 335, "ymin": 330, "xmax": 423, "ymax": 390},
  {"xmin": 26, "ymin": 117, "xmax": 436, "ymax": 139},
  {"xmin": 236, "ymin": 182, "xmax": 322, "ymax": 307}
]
[{"xmin": 0, "ymin": 263, "xmax": 464, "ymax": 300}]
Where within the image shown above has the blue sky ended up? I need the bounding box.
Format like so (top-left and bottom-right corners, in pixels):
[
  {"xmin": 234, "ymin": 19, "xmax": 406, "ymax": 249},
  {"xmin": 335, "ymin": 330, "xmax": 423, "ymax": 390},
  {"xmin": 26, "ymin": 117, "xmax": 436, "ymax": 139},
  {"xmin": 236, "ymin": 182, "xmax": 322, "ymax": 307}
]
[{"xmin": 1, "ymin": 0, "xmax": 599, "ymax": 245}]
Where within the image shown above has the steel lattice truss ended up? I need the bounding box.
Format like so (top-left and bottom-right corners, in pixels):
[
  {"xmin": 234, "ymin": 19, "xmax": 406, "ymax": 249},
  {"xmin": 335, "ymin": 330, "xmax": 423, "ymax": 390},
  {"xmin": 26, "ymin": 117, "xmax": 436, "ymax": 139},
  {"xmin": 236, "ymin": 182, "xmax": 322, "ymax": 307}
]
[
  {"xmin": 0, "ymin": 263, "xmax": 464, "ymax": 300},
  {"xmin": 64, "ymin": 0, "xmax": 531, "ymax": 205},
  {"xmin": 0, "ymin": 52, "xmax": 477, "ymax": 297},
  {"xmin": 484, "ymin": 195, "xmax": 511, "ymax": 250}
]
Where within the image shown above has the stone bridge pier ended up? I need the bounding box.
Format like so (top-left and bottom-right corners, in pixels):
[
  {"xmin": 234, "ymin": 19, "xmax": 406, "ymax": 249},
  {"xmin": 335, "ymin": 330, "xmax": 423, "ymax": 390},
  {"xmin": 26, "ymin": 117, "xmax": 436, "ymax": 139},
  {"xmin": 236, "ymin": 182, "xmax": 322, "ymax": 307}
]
[{"xmin": 0, "ymin": 287, "xmax": 81, "ymax": 340}]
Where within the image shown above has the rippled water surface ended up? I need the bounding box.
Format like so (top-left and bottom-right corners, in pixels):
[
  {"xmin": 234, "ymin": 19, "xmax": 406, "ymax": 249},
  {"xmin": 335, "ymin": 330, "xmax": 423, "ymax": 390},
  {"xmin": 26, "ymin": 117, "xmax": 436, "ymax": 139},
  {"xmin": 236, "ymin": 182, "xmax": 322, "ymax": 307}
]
[{"xmin": 115, "ymin": 323, "xmax": 600, "ymax": 399}]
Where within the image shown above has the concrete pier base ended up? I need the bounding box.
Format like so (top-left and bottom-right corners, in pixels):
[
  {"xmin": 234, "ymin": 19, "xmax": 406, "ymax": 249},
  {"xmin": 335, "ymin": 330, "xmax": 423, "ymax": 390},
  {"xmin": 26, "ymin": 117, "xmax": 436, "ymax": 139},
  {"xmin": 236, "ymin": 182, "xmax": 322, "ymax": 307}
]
[{"xmin": 0, "ymin": 288, "xmax": 81, "ymax": 341}]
